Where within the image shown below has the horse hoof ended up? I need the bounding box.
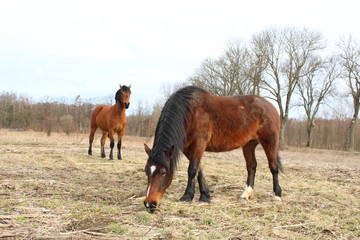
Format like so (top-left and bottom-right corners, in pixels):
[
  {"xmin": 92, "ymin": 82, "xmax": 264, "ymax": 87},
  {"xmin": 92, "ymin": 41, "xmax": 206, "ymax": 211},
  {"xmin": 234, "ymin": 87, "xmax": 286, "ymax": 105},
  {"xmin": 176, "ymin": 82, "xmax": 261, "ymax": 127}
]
[
  {"xmin": 180, "ymin": 195, "xmax": 193, "ymax": 202},
  {"xmin": 274, "ymin": 196, "xmax": 282, "ymax": 201},
  {"xmin": 199, "ymin": 196, "xmax": 211, "ymax": 203},
  {"xmin": 240, "ymin": 186, "xmax": 254, "ymax": 200},
  {"xmin": 237, "ymin": 197, "xmax": 247, "ymax": 203}
]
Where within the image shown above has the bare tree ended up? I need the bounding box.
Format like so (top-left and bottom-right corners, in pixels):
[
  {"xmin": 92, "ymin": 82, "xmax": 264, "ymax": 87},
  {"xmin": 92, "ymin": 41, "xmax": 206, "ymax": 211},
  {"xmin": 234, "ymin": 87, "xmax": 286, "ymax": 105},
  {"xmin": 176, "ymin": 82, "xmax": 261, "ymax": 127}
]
[
  {"xmin": 242, "ymin": 48, "xmax": 268, "ymax": 96},
  {"xmin": 0, "ymin": 92, "xmax": 17, "ymax": 128},
  {"xmin": 297, "ymin": 55, "xmax": 340, "ymax": 147},
  {"xmin": 161, "ymin": 81, "xmax": 187, "ymax": 101},
  {"xmin": 251, "ymin": 27, "xmax": 326, "ymax": 147},
  {"xmin": 127, "ymin": 101, "xmax": 161, "ymax": 137},
  {"xmin": 0, "ymin": 92, "xmax": 32, "ymax": 129},
  {"xmin": 336, "ymin": 34, "xmax": 360, "ymax": 151},
  {"xmin": 188, "ymin": 40, "xmax": 262, "ymax": 96},
  {"xmin": 102, "ymin": 93, "xmax": 115, "ymax": 106}
]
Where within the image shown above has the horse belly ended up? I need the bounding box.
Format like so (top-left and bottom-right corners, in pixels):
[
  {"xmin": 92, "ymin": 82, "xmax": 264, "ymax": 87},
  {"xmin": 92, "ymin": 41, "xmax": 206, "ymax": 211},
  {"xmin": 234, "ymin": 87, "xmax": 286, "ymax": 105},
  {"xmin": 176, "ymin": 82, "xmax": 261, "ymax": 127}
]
[
  {"xmin": 96, "ymin": 115, "xmax": 110, "ymax": 132},
  {"xmin": 205, "ymin": 132, "xmax": 253, "ymax": 152}
]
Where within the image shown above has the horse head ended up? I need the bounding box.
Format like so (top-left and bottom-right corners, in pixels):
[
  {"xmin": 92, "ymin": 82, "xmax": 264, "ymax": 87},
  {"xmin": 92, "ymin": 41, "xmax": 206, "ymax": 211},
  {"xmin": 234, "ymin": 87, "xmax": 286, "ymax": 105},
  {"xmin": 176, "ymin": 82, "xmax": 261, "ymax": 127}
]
[
  {"xmin": 115, "ymin": 85, "xmax": 131, "ymax": 109},
  {"xmin": 143, "ymin": 144, "xmax": 174, "ymax": 213}
]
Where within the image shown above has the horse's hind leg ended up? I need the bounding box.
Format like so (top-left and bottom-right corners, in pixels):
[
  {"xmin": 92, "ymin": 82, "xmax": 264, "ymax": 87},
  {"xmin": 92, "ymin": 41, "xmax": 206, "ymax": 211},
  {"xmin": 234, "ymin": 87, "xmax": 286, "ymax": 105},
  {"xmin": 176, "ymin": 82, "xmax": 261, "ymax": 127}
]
[
  {"xmin": 100, "ymin": 131, "xmax": 107, "ymax": 158},
  {"xmin": 108, "ymin": 130, "xmax": 115, "ymax": 160},
  {"xmin": 259, "ymin": 136, "xmax": 282, "ymax": 201},
  {"xmin": 240, "ymin": 139, "xmax": 259, "ymax": 201},
  {"xmin": 88, "ymin": 126, "xmax": 97, "ymax": 155}
]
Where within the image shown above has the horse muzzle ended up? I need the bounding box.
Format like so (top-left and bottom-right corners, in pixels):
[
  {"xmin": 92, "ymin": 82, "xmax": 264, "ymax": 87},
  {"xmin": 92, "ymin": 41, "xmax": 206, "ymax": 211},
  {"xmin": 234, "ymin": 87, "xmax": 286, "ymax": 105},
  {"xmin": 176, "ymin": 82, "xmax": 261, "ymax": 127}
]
[
  {"xmin": 144, "ymin": 201, "xmax": 158, "ymax": 213},
  {"xmin": 124, "ymin": 102, "xmax": 130, "ymax": 109}
]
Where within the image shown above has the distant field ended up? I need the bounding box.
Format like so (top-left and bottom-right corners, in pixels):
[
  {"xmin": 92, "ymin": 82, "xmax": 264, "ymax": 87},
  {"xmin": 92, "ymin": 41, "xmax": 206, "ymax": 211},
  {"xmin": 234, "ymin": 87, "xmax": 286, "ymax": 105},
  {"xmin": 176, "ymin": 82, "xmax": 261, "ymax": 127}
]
[{"xmin": 0, "ymin": 129, "xmax": 359, "ymax": 239}]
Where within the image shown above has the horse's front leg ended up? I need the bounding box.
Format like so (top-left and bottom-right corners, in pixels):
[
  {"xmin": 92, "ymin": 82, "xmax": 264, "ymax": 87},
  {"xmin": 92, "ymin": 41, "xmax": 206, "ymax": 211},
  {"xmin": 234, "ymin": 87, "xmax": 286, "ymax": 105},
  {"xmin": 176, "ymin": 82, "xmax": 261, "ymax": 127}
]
[
  {"xmin": 180, "ymin": 160, "xmax": 198, "ymax": 202},
  {"xmin": 197, "ymin": 166, "xmax": 210, "ymax": 202},
  {"xmin": 181, "ymin": 141, "xmax": 207, "ymax": 202},
  {"xmin": 117, "ymin": 140, "xmax": 122, "ymax": 160}
]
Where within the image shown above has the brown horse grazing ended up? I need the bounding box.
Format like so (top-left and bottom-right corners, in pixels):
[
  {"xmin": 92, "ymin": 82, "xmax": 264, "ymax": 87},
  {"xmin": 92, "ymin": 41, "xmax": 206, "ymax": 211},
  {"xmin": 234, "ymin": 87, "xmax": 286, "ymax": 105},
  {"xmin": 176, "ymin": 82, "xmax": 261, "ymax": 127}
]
[
  {"xmin": 88, "ymin": 85, "xmax": 131, "ymax": 160},
  {"xmin": 144, "ymin": 86, "xmax": 282, "ymax": 212}
]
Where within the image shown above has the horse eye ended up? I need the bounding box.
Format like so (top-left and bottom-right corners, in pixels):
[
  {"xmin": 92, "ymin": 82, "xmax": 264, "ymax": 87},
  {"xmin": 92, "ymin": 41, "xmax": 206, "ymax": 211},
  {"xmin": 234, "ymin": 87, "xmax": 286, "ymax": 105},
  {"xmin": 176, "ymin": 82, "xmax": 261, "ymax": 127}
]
[{"xmin": 160, "ymin": 169, "xmax": 167, "ymax": 176}]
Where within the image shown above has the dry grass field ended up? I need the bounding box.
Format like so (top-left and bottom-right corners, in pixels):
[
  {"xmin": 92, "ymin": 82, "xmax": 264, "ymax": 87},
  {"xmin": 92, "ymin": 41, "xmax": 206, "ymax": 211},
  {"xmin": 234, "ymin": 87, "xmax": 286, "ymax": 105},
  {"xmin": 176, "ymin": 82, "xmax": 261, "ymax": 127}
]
[{"xmin": 0, "ymin": 129, "xmax": 359, "ymax": 239}]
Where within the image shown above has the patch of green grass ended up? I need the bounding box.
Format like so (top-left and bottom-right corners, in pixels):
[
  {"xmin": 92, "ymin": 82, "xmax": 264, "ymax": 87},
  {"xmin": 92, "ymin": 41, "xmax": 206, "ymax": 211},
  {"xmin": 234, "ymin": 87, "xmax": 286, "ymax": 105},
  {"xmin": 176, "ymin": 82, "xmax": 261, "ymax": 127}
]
[
  {"xmin": 0, "ymin": 200, "xmax": 18, "ymax": 208},
  {"xmin": 117, "ymin": 174, "xmax": 125, "ymax": 180},
  {"xmin": 38, "ymin": 199, "xmax": 67, "ymax": 209},
  {"xmin": 21, "ymin": 181, "xmax": 38, "ymax": 189},
  {"xmin": 107, "ymin": 223, "xmax": 129, "ymax": 235},
  {"xmin": 15, "ymin": 216, "xmax": 28, "ymax": 223},
  {"xmin": 203, "ymin": 217, "xmax": 215, "ymax": 226},
  {"xmin": 182, "ymin": 232, "xmax": 196, "ymax": 240},
  {"xmin": 136, "ymin": 212, "xmax": 152, "ymax": 223},
  {"xmin": 204, "ymin": 231, "xmax": 230, "ymax": 239},
  {"xmin": 1, "ymin": 208, "xmax": 12, "ymax": 213}
]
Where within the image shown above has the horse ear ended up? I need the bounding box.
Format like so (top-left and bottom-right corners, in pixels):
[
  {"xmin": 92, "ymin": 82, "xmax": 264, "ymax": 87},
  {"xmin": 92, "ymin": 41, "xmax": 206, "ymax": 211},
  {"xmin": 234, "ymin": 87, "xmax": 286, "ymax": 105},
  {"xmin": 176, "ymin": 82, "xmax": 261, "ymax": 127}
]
[
  {"xmin": 119, "ymin": 84, "xmax": 122, "ymax": 88},
  {"xmin": 144, "ymin": 144, "xmax": 152, "ymax": 157},
  {"xmin": 128, "ymin": 85, "xmax": 131, "ymax": 89},
  {"xmin": 165, "ymin": 145, "xmax": 174, "ymax": 159}
]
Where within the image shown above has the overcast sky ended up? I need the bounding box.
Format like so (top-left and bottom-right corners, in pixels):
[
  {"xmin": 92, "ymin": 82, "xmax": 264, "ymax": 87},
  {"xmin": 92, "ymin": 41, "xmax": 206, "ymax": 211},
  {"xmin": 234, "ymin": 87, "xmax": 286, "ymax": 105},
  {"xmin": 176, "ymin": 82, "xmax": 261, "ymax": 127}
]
[{"xmin": 1, "ymin": 0, "xmax": 359, "ymax": 114}]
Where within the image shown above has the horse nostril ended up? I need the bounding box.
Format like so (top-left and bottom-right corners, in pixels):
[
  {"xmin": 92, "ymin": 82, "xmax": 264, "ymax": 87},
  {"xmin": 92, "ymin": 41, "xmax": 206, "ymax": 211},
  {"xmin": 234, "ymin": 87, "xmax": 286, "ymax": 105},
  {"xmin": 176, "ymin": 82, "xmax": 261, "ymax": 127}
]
[
  {"xmin": 144, "ymin": 201, "xmax": 158, "ymax": 212},
  {"xmin": 150, "ymin": 201, "xmax": 157, "ymax": 208}
]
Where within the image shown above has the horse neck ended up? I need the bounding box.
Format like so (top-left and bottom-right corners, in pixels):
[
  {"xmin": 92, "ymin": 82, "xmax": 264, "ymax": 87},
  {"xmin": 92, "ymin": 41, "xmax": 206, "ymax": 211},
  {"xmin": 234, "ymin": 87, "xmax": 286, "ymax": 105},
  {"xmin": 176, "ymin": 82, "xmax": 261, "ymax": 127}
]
[{"xmin": 112, "ymin": 102, "xmax": 126, "ymax": 114}]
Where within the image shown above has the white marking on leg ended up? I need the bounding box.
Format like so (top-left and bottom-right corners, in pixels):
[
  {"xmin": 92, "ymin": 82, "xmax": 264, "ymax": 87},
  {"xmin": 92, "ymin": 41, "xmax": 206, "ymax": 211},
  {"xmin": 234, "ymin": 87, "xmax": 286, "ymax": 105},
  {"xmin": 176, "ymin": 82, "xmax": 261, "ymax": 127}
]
[
  {"xmin": 240, "ymin": 186, "xmax": 254, "ymax": 200},
  {"xmin": 150, "ymin": 165, "xmax": 156, "ymax": 176},
  {"xmin": 274, "ymin": 196, "xmax": 282, "ymax": 201}
]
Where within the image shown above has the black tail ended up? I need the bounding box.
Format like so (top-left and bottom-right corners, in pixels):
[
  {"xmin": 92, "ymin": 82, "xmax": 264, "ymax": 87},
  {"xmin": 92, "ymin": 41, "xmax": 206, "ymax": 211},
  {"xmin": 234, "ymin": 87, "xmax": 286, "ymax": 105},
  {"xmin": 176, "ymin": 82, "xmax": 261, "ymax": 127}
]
[{"xmin": 277, "ymin": 154, "xmax": 284, "ymax": 174}]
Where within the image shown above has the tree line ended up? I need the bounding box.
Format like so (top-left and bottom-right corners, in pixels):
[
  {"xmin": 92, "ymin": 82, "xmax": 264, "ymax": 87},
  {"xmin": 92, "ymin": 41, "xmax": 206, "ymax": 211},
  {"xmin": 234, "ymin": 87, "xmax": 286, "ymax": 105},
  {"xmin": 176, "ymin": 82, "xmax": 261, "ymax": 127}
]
[
  {"xmin": 1, "ymin": 90, "xmax": 359, "ymax": 151},
  {"xmin": 0, "ymin": 26, "xmax": 359, "ymax": 151},
  {"xmin": 0, "ymin": 93, "xmax": 94, "ymax": 136}
]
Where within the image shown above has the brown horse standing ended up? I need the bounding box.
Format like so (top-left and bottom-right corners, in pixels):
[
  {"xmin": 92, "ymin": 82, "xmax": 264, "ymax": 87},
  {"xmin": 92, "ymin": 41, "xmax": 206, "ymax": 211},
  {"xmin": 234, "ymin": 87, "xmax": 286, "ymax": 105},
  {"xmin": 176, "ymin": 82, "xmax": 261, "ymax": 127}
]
[
  {"xmin": 88, "ymin": 85, "xmax": 131, "ymax": 160},
  {"xmin": 144, "ymin": 86, "xmax": 282, "ymax": 212}
]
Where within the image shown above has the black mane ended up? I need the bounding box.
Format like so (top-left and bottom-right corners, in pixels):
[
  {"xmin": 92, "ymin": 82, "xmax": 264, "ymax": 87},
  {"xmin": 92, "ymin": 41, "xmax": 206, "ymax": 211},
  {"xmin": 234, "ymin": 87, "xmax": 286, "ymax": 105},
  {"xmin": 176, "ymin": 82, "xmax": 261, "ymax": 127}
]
[{"xmin": 151, "ymin": 86, "xmax": 207, "ymax": 172}]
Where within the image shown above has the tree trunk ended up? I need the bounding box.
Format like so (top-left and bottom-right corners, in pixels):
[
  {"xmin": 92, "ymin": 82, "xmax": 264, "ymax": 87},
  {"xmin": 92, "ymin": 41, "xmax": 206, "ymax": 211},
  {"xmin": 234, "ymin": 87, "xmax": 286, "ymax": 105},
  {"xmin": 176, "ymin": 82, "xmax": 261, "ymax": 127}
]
[
  {"xmin": 279, "ymin": 119, "xmax": 286, "ymax": 148},
  {"xmin": 306, "ymin": 123, "xmax": 315, "ymax": 147},
  {"xmin": 347, "ymin": 98, "xmax": 359, "ymax": 151},
  {"xmin": 347, "ymin": 118, "xmax": 357, "ymax": 151}
]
